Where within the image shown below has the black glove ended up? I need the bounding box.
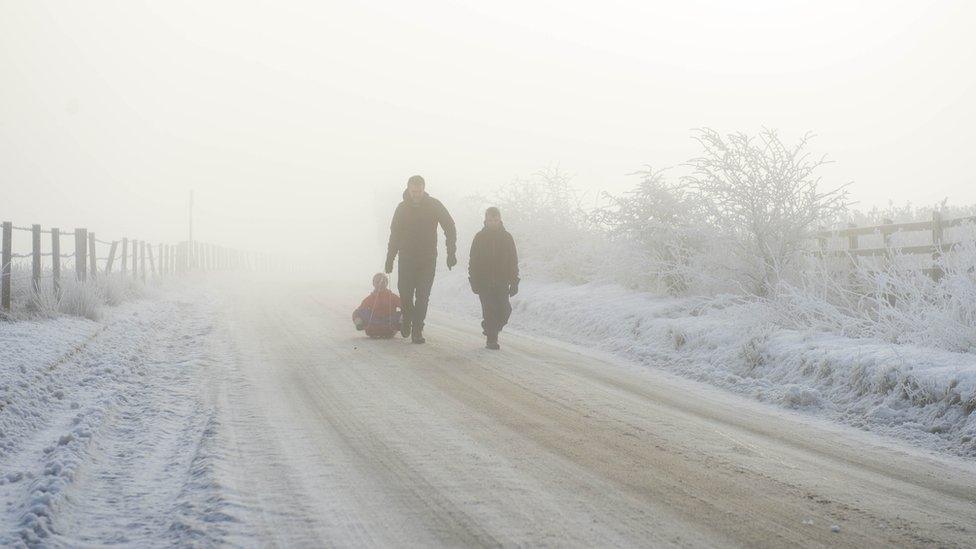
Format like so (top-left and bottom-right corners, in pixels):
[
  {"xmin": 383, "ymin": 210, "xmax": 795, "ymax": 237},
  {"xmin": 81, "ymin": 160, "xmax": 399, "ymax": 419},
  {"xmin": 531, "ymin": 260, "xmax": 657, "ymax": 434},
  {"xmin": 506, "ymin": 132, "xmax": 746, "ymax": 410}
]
[
  {"xmin": 509, "ymin": 279, "xmax": 519, "ymax": 297},
  {"xmin": 384, "ymin": 257, "xmax": 394, "ymax": 274},
  {"xmin": 446, "ymin": 253, "xmax": 457, "ymax": 270}
]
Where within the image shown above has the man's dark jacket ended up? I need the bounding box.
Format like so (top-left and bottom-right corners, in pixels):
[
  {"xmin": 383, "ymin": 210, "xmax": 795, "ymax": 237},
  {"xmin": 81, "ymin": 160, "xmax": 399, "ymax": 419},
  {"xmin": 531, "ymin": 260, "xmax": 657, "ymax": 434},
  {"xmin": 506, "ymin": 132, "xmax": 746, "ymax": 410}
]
[
  {"xmin": 387, "ymin": 190, "xmax": 457, "ymax": 266},
  {"xmin": 468, "ymin": 223, "xmax": 519, "ymax": 293}
]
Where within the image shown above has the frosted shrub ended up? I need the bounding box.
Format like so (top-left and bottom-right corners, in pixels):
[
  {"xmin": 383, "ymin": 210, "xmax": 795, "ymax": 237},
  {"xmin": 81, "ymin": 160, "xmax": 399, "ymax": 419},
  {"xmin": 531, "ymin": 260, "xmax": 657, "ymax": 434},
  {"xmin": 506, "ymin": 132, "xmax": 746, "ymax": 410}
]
[
  {"xmin": 485, "ymin": 166, "xmax": 609, "ymax": 284},
  {"xmin": 58, "ymin": 278, "xmax": 105, "ymax": 320},
  {"xmin": 683, "ymin": 128, "xmax": 849, "ymax": 296},
  {"xmin": 595, "ymin": 168, "xmax": 713, "ymax": 294},
  {"xmin": 27, "ymin": 285, "xmax": 61, "ymax": 319},
  {"xmin": 772, "ymin": 241, "xmax": 976, "ymax": 353},
  {"xmin": 847, "ymin": 199, "xmax": 976, "ymax": 227},
  {"xmin": 595, "ymin": 167, "xmax": 756, "ymax": 295},
  {"xmin": 101, "ymin": 274, "xmax": 144, "ymax": 306},
  {"xmin": 0, "ymin": 264, "xmax": 147, "ymax": 321},
  {"xmin": 595, "ymin": 130, "xmax": 848, "ymax": 297}
]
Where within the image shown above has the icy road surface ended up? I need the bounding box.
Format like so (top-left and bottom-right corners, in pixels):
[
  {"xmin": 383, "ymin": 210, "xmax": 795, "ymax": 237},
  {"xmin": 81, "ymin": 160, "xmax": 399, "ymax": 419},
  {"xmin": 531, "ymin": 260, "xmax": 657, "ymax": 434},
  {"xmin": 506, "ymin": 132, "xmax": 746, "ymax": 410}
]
[{"xmin": 3, "ymin": 277, "xmax": 976, "ymax": 547}]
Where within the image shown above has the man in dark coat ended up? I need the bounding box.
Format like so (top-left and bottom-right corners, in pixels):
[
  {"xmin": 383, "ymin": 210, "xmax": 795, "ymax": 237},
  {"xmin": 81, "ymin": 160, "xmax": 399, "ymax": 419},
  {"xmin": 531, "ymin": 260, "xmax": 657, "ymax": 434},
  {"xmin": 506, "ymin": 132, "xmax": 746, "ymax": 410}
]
[
  {"xmin": 468, "ymin": 207, "xmax": 519, "ymax": 350},
  {"xmin": 385, "ymin": 175, "xmax": 457, "ymax": 344}
]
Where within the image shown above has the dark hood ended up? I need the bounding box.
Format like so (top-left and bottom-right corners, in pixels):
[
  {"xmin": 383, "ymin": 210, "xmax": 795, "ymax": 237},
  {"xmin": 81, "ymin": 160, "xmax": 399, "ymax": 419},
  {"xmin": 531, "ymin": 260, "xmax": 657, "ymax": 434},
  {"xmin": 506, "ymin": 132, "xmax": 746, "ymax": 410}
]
[
  {"xmin": 402, "ymin": 189, "xmax": 431, "ymax": 202},
  {"xmin": 482, "ymin": 221, "xmax": 507, "ymax": 232}
]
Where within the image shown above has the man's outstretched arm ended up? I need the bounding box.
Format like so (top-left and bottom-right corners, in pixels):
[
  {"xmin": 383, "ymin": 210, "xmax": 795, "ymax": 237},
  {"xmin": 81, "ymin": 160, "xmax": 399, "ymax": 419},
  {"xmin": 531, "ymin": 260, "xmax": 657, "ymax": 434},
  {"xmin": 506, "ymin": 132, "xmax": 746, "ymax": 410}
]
[
  {"xmin": 436, "ymin": 200, "xmax": 458, "ymax": 268},
  {"xmin": 385, "ymin": 205, "xmax": 402, "ymax": 273}
]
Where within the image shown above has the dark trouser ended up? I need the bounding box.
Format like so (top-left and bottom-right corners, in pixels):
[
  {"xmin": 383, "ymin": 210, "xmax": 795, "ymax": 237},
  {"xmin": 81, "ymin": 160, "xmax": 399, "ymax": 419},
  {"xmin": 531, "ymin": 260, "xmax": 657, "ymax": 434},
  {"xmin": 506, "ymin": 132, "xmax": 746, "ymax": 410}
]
[
  {"xmin": 398, "ymin": 257, "xmax": 436, "ymax": 332},
  {"xmin": 479, "ymin": 285, "xmax": 512, "ymax": 340}
]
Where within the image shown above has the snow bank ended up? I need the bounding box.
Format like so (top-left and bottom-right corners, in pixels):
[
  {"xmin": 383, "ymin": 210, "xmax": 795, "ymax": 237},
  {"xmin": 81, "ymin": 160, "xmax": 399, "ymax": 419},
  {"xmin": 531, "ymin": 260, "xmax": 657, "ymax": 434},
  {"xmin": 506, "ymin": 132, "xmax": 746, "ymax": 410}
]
[
  {"xmin": 433, "ymin": 272, "xmax": 976, "ymax": 457},
  {"xmin": 0, "ymin": 290, "xmax": 234, "ymax": 546}
]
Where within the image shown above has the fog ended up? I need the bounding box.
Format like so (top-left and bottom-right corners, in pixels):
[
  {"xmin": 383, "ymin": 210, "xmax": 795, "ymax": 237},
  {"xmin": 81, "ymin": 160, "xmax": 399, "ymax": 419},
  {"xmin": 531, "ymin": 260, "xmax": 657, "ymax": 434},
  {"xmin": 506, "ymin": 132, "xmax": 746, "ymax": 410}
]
[{"xmin": 2, "ymin": 1, "xmax": 975, "ymax": 267}]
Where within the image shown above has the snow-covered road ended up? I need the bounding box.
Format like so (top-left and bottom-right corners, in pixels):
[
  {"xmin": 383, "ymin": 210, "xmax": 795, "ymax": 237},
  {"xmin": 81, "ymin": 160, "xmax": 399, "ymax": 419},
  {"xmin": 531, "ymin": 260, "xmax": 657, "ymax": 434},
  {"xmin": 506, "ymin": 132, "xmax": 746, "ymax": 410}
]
[{"xmin": 4, "ymin": 276, "xmax": 976, "ymax": 547}]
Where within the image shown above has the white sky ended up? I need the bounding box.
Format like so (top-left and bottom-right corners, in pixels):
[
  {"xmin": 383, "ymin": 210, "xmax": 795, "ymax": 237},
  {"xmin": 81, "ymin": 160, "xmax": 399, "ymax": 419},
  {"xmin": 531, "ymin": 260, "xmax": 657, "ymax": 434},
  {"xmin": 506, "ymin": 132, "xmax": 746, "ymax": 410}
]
[{"xmin": 2, "ymin": 0, "xmax": 975, "ymax": 261}]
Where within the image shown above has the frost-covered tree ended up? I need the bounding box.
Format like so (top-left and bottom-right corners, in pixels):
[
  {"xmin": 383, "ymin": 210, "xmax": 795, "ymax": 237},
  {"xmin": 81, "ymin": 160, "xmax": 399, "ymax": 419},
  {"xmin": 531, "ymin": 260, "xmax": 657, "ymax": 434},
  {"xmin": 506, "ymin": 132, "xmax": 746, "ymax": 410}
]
[
  {"xmin": 595, "ymin": 168, "xmax": 709, "ymax": 294},
  {"xmin": 683, "ymin": 128, "xmax": 849, "ymax": 295},
  {"xmin": 483, "ymin": 166, "xmax": 606, "ymax": 283}
]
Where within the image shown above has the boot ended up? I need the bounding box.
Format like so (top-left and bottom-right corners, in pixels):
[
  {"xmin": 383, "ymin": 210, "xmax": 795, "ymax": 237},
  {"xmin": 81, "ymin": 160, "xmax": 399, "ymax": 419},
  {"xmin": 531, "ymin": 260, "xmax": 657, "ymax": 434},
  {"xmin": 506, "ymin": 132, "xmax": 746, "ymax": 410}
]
[
  {"xmin": 401, "ymin": 316, "xmax": 412, "ymax": 338},
  {"xmin": 486, "ymin": 332, "xmax": 500, "ymax": 350},
  {"xmin": 411, "ymin": 325, "xmax": 425, "ymax": 344}
]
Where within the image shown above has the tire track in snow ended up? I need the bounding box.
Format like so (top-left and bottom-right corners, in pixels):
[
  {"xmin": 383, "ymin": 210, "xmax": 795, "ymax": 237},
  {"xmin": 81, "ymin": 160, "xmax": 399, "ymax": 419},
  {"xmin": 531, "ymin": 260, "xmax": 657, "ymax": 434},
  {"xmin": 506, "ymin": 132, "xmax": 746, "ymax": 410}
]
[{"xmin": 0, "ymin": 296, "xmax": 239, "ymax": 547}]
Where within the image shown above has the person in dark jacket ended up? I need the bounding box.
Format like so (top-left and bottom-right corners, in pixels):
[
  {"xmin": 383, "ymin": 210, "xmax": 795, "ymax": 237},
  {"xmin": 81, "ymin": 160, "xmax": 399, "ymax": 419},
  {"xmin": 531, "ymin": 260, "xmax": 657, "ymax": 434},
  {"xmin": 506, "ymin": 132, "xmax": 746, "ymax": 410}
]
[
  {"xmin": 468, "ymin": 207, "xmax": 519, "ymax": 350},
  {"xmin": 385, "ymin": 175, "xmax": 457, "ymax": 344}
]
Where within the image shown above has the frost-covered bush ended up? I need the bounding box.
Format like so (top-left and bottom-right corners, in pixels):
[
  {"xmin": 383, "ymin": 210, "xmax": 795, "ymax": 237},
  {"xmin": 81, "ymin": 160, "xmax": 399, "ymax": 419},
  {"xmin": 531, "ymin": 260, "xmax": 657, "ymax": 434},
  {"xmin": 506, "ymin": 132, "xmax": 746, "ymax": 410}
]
[
  {"xmin": 102, "ymin": 274, "xmax": 145, "ymax": 306},
  {"xmin": 57, "ymin": 278, "xmax": 105, "ymax": 320},
  {"xmin": 771, "ymin": 239, "xmax": 976, "ymax": 352},
  {"xmin": 595, "ymin": 167, "xmax": 735, "ymax": 294},
  {"xmin": 594, "ymin": 130, "xmax": 849, "ymax": 296},
  {"xmin": 682, "ymin": 128, "xmax": 849, "ymax": 296},
  {"xmin": 1, "ymin": 263, "xmax": 148, "ymax": 322},
  {"xmin": 474, "ymin": 130, "xmax": 976, "ymax": 356},
  {"xmin": 846, "ymin": 199, "xmax": 976, "ymax": 227},
  {"xmin": 475, "ymin": 166, "xmax": 612, "ymax": 284},
  {"xmin": 596, "ymin": 167, "xmax": 699, "ymax": 293}
]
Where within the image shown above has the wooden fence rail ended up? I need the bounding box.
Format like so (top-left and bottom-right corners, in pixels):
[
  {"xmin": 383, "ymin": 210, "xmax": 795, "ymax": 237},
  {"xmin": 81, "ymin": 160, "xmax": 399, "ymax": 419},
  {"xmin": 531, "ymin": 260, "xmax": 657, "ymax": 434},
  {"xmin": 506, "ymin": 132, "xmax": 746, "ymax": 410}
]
[
  {"xmin": 1, "ymin": 219, "xmax": 268, "ymax": 313},
  {"xmin": 815, "ymin": 212, "xmax": 976, "ymax": 280}
]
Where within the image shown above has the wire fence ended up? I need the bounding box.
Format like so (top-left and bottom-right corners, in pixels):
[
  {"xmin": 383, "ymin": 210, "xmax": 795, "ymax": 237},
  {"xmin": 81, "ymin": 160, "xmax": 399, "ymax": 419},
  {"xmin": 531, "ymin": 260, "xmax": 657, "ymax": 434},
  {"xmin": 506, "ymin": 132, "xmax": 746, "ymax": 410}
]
[{"xmin": 1, "ymin": 219, "xmax": 276, "ymax": 313}]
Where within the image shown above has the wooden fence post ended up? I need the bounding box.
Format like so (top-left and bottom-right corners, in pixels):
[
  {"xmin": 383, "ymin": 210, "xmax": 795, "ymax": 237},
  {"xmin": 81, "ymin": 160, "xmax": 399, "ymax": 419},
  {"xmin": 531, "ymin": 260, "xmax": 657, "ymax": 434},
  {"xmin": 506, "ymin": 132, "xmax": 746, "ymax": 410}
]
[
  {"xmin": 32, "ymin": 224, "xmax": 42, "ymax": 293},
  {"xmin": 845, "ymin": 222, "xmax": 858, "ymax": 287},
  {"xmin": 51, "ymin": 228, "xmax": 61, "ymax": 296},
  {"xmin": 133, "ymin": 240, "xmax": 140, "ymax": 281},
  {"xmin": 847, "ymin": 223, "xmax": 858, "ymax": 255},
  {"xmin": 88, "ymin": 232, "xmax": 97, "ymax": 280},
  {"xmin": 140, "ymin": 240, "xmax": 147, "ymax": 282},
  {"xmin": 75, "ymin": 228, "xmax": 88, "ymax": 282},
  {"xmin": 105, "ymin": 241, "xmax": 118, "ymax": 274},
  {"xmin": 881, "ymin": 219, "xmax": 895, "ymax": 306},
  {"xmin": 932, "ymin": 211, "xmax": 944, "ymax": 281},
  {"xmin": 121, "ymin": 238, "xmax": 128, "ymax": 278},
  {"xmin": 881, "ymin": 218, "xmax": 893, "ymax": 259},
  {"xmin": 1, "ymin": 222, "xmax": 9, "ymax": 311}
]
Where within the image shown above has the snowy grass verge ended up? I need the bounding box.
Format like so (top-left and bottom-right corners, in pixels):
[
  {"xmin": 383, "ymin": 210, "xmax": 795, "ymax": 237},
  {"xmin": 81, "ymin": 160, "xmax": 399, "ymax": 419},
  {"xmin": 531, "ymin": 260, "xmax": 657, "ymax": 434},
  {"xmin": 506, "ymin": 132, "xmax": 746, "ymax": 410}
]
[
  {"xmin": 433, "ymin": 272, "xmax": 976, "ymax": 457},
  {"xmin": 0, "ymin": 285, "xmax": 235, "ymax": 546},
  {"xmin": 1, "ymin": 265, "xmax": 155, "ymax": 322}
]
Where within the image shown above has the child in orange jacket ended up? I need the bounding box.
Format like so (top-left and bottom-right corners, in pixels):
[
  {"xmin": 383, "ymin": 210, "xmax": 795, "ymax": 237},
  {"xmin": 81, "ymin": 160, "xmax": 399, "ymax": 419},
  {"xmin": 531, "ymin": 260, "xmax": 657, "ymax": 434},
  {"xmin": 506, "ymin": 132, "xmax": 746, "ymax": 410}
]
[{"xmin": 353, "ymin": 273, "xmax": 402, "ymax": 338}]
